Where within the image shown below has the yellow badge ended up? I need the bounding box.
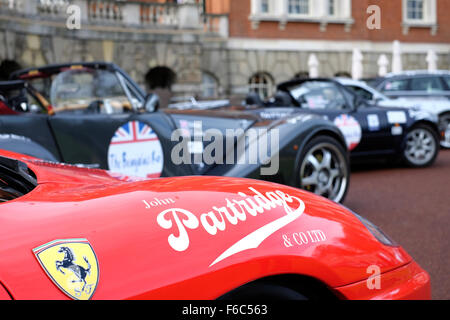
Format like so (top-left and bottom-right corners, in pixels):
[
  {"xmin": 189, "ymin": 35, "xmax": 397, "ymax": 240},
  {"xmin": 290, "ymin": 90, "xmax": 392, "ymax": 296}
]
[{"xmin": 33, "ymin": 239, "xmax": 99, "ymax": 300}]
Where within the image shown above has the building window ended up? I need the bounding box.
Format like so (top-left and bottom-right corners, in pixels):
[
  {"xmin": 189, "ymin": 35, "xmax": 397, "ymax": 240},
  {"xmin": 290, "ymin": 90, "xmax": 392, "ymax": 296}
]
[
  {"xmin": 260, "ymin": 0, "xmax": 269, "ymax": 13},
  {"xmin": 250, "ymin": 0, "xmax": 354, "ymax": 29},
  {"xmin": 406, "ymin": 0, "xmax": 424, "ymax": 20},
  {"xmin": 201, "ymin": 72, "xmax": 219, "ymax": 98},
  {"xmin": 328, "ymin": 0, "xmax": 336, "ymax": 16},
  {"xmin": 410, "ymin": 77, "xmax": 445, "ymax": 92},
  {"xmin": 249, "ymin": 72, "xmax": 274, "ymax": 100},
  {"xmin": 402, "ymin": 0, "xmax": 437, "ymax": 34},
  {"xmin": 288, "ymin": 0, "xmax": 309, "ymax": 15},
  {"xmin": 403, "ymin": 0, "xmax": 437, "ymax": 24}
]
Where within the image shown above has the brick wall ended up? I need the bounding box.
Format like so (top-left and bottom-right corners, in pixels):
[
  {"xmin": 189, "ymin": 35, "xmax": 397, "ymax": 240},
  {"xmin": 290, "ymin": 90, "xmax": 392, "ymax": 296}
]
[{"xmin": 229, "ymin": 0, "xmax": 450, "ymax": 43}]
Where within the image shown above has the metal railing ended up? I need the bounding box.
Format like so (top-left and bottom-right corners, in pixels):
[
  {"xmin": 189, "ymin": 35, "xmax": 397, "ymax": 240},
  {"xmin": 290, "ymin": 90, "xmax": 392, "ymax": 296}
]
[{"xmin": 0, "ymin": 0, "xmax": 228, "ymax": 36}]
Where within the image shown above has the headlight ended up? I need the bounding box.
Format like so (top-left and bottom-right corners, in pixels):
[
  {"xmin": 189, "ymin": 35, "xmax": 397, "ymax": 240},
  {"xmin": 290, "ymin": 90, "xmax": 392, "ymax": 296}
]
[
  {"xmin": 353, "ymin": 212, "xmax": 398, "ymax": 247},
  {"xmin": 341, "ymin": 205, "xmax": 398, "ymax": 247}
]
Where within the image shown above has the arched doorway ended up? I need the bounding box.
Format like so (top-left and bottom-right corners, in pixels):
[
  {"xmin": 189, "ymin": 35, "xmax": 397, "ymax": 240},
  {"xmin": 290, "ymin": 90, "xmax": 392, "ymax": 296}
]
[
  {"xmin": 0, "ymin": 60, "xmax": 22, "ymax": 81},
  {"xmin": 144, "ymin": 66, "xmax": 177, "ymax": 109},
  {"xmin": 248, "ymin": 72, "xmax": 274, "ymax": 100}
]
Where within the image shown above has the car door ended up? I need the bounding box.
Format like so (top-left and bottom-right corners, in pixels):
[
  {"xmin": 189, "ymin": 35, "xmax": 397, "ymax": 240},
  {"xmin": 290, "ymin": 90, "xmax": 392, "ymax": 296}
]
[
  {"xmin": 349, "ymin": 103, "xmax": 399, "ymax": 154},
  {"xmin": 343, "ymin": 83, "xmax": 400, "ymax": 153},
  {"xmin": 293, "ymin": 80, "xmax": 396, "ymax": 154}
]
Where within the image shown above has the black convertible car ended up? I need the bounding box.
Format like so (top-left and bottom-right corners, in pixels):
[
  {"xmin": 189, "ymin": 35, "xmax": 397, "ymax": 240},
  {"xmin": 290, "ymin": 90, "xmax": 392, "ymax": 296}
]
[
  {"xmin": 0, "ymin": 62, "xmax": 350, "ymax": 203},
  {"xmin": 239, "ymin": 78, "xmax": 441, "ymax": 169}
]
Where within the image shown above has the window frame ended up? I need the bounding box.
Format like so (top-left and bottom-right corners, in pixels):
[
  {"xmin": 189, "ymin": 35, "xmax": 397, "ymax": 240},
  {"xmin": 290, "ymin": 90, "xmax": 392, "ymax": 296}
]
[
  {"xmin": 409, "ymin": 76, "xmax": 446, "ymax": 93},
  {"xmin": 328, "ymin": 0, "xmax": 336, "ymax": 16},
  {"xmin": 347, "ymin": 85, "xmax": 374, "ymax": 101},
  {"xmin": 249, "ymin": 0, "xmax": 354, "ymax": 25},
  {"xmin": 287, "ymin": 0, "xmax": 310, "ymax": 17},
  {"xmin": 406, "ymin": 0, "xmax": 425, "ymax": 21},
  {"xmin": 380, "ymin": 78, "xmax": 411, "ymax": 93},
  {"xmin": 248, "ymin": 72, "xmax": 275, "ymax": 101},
  {"xmin": 402, "ymin": 0, "xmax": 437, "ymax": 25},
  {"xmin": 260, "ymin": 0, "xmax": 270, "ymax": 13}
]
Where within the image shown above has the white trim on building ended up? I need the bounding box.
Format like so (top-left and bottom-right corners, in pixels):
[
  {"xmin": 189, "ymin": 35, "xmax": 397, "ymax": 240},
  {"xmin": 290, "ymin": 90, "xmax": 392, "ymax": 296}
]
[
  {"xmin": 227, "ymin": 38, "xmax": 450, "ymax": 54},
  {"xmin": 402, "ymin": 0, "xmax": 438, "ymax": 35},
  {"xmin": 249, "ymin": 0, "xmax": 353, "ymax": 31}
]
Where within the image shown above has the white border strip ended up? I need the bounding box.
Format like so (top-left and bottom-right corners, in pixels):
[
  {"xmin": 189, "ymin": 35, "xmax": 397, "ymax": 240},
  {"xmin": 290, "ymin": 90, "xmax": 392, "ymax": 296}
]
[{"xmin": 227, "ymin": 38, "xmax": 450, "ymax": 54}]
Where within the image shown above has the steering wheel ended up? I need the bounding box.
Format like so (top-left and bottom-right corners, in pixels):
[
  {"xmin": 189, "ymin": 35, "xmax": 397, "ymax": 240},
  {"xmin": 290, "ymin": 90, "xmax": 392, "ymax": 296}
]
[{"xmin": 86, "ymin": 100, "xmax": 103, "ymax": 113}]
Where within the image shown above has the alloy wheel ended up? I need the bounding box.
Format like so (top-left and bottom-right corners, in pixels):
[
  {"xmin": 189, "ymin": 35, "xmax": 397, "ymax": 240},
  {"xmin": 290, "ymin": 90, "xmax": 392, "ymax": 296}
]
[
  {"xmin": 404, "ymin": 128, "xmax": 437, "ymax": 166},
  {"xmin": 300, "ymin": 142, "xmax": 348, "ymax": 203}
]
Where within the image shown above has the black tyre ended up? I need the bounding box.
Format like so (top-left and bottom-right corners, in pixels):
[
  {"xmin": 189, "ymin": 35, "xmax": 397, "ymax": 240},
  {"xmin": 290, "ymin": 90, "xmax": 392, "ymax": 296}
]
[
  {"xmin": 219, "ymin": 283, "xmax": 308, "ymax": 300},
  {"xmin": 402, "ymin": 124, "xmax": 439, "ymax": 168},
  {"xmin": 298, "ymin": 135, "xmax": 350, "ymax": 203}
]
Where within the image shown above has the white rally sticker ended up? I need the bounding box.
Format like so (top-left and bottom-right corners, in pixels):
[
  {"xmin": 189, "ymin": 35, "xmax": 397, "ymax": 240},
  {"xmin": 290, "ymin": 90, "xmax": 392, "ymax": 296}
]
[
  {"xmin": 387, "ymin": 111, "xmax": 407, "ymax": 124},
  {"xmin": 108, "ymin": 120, "xmax": 164, "ymax": 178},
  {"xmin": 334, "ymin": 114, "xmax": 362, "ymax": 151},
  {"xmin": 391, "ymin": 126, "xmax": 403, "ymax": 136},
  {"xmin": 367, "ymin": 114, "xmax": 380, "ymax": 131}
]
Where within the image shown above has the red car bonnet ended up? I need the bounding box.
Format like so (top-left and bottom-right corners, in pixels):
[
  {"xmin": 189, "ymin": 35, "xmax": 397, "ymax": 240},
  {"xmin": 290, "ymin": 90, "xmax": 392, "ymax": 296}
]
[
  {"xmin": 0, "ymin": 150, "xmax": 412, "ymax": 299},
  {"xmin": 0, "ymin": 101, "xmax": 18, "ymax": 115}
]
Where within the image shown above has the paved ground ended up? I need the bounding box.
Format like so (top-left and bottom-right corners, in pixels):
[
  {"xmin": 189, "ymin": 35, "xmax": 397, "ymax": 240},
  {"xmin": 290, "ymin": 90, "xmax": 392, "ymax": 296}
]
[{"xmin": 344, "ymin": 150, "xmax": 450, "ymax": 300}]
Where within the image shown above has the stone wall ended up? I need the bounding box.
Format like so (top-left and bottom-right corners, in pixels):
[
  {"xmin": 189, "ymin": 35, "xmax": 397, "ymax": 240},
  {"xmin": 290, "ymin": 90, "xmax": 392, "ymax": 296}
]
[{"xmin": 1, "ymin": 26, "xmax": 449, "ymax": 101}]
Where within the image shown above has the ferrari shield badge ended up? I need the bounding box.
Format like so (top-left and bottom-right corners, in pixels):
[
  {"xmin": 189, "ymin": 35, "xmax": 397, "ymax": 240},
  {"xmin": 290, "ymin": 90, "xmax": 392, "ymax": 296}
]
[{"xmin": 33, "ymin": 239, "xmax": 99, "ymax": 300}]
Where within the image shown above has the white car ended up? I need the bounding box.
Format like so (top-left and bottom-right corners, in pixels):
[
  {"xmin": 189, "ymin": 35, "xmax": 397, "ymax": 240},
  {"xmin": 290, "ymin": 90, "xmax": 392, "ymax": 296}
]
[{"xmin": 335, "ymin": 78, "xmax": 450, "ymax": 148}]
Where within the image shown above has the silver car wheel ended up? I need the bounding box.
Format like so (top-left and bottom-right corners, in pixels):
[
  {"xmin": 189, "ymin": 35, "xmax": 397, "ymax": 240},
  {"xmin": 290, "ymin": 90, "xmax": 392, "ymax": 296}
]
[
  {"xmin": 439, "ymin": 114, "xmax": 450, "ymax": 149},
  {"xmin": 404, "ymin": 128, "xmax": 437, "ymax": 166},
  {"xmin": 300, "ymin": 142, "xmax": 348, "ymax": 203}
]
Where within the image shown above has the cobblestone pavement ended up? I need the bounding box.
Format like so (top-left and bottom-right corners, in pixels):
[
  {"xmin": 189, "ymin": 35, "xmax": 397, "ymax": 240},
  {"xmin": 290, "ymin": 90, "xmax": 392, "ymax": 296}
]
[{"xmin": 344, "ymin": 150, "xmax": 450, "ymax": 300}]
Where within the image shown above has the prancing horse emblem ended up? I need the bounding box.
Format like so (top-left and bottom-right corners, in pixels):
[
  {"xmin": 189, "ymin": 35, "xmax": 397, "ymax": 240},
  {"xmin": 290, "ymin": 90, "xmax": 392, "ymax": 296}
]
[
  {"xmin": 33, "ymin": 239, "xmax": 99, "ymax": 300},
  {"xmin": 56, "ymin": 247, "xmax": 91, "ymax": 293}
]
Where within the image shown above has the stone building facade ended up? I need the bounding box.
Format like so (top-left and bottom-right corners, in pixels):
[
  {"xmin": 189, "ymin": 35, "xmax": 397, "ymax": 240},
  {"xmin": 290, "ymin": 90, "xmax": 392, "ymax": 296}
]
[{"xmin": 0, "ymin": 0, "xmax": 449, "ymax": 102}]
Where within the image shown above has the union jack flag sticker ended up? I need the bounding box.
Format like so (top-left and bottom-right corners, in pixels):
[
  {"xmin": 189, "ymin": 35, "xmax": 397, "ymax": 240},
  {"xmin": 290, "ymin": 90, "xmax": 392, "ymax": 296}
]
[
  {"xmin": 110, "ymin": 121, "xmax": 159, "ymax": 145},
  {"xmin": 108, "ymin": 121, "xmax": 164, "ymax": 179},
  {"xmin": 334, "ymin": 114, "xmax": 362, "ymax": 151}
]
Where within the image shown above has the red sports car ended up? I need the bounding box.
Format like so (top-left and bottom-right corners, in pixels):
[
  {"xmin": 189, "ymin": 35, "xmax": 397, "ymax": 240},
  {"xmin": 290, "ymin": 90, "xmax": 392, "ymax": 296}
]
[{"xmin": 0, "ymin": 149, "xmax": 430, "ymax": 300}]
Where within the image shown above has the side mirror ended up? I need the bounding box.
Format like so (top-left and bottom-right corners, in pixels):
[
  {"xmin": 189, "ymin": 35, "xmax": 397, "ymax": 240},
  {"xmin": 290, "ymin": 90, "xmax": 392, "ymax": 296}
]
[
  {"xmin": 353, "ymin": 95, "xmax": 365, "ymax": 109},
  {"xmin": 144, "ymin": 93, "xmax": 160, "ymax": 112}
]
